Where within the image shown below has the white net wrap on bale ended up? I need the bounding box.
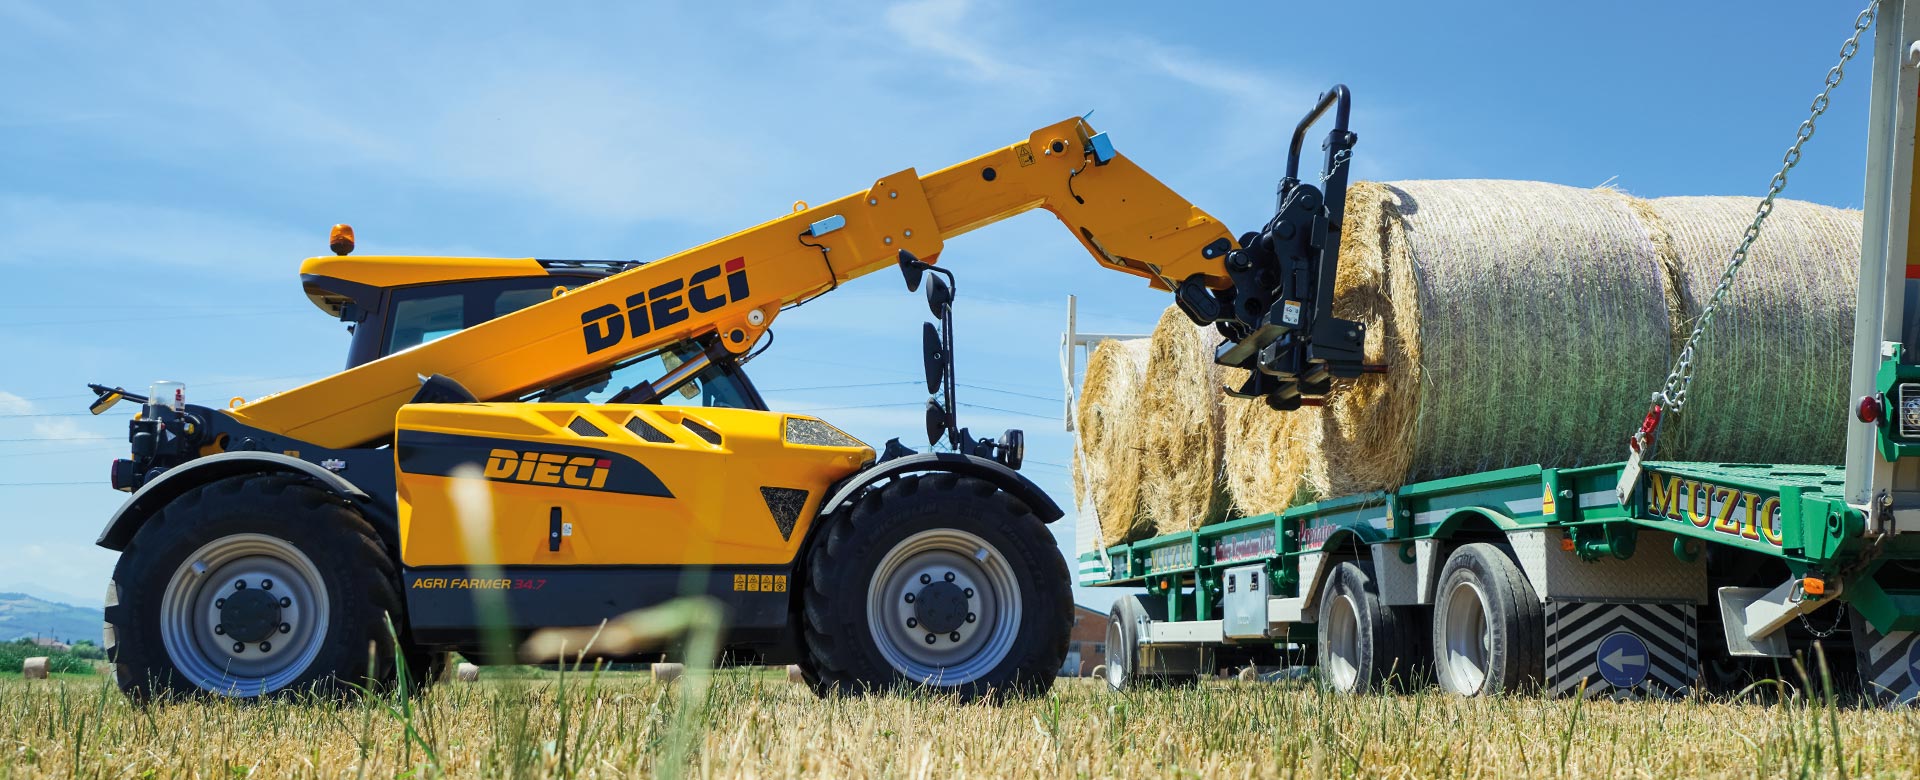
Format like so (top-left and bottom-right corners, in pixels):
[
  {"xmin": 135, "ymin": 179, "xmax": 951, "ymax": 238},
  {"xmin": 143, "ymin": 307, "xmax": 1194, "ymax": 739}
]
[
  {"xmin": 1311, "ymin": 179, "xmax": 1679, "ymax": 495},
  {"xmin": 1638, "ymin": 196, "xmax": 1860, "ymax": 463},
  {"xmin": 1139, "ymin": 306, "xmax": 1229, "ymax": 534},
  {"xmin": 1073, "ymin": 338, "xmax": 1153, "ymax": 546}
]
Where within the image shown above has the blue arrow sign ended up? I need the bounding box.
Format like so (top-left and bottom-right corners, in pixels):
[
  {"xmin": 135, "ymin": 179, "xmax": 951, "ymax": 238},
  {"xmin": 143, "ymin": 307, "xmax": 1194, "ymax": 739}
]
[
  {"xmin": 1905, "ymin": 635, "xmax": 1920, "ymax": 681},
  {"xmin": 1595, "ymin": 631, "xmax": 1650, "ymax": 688}
]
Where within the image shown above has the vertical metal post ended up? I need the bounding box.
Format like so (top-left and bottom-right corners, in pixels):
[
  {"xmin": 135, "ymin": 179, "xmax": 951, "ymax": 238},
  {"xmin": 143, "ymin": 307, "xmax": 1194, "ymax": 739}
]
[{"xmin": 1848, "ymin": 0, "xmax": 1920, "ymax": 523}]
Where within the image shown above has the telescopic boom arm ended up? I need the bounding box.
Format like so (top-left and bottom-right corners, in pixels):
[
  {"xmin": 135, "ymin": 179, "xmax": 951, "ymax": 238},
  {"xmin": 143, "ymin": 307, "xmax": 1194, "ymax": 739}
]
[{"xmin": 232, "ymin": 90, "xmax": 1362, "ymax": 447}]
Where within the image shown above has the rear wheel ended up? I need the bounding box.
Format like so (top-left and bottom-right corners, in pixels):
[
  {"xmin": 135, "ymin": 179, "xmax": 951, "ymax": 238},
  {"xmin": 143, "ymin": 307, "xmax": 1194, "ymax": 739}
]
[
  {"xmin": 1431, "ymin": 543, "xmax": 1543, "ymax": 696},
  {"xmin": 1103, "ymin": 594, "xmax": 1206, "ymax": 690},
  {"xmin": 104, "ymin": 474, "xmax": 407, "ymax": 699},
  {"xmin": 801, "ymin": 473, "xmax": 1071, "ymax": 701},
  {"xmin": 1317, "ymin": 560, "xmax": 1423, "ymax": 693}
]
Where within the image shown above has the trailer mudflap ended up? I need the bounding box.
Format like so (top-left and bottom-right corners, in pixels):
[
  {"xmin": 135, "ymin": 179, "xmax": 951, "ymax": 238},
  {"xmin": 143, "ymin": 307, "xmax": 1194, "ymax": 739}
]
[
  {"xmin": 1852, "ymin": 608, "xmax": 1920, "ymax": 705},
  {"xmin": 1544, "ymin": 600, "xmax": 1698, "ymax": 700}
]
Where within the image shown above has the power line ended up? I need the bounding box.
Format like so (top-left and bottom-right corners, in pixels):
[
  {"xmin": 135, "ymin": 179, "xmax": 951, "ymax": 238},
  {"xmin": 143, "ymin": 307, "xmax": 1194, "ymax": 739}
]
[
  {"xmin": 0, "ymin": 311, "xmax": 307, "ymax": 328},
  {"xmin": 0, "ymin": 481, "xmax": 97, "ymax": 487}
]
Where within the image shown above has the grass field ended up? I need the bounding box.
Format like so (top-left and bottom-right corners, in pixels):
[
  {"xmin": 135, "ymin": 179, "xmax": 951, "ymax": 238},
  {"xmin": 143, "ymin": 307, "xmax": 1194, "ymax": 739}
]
[{"xmin": 3, "ymin": 665, "xmax": 1920, "ymax": 779}]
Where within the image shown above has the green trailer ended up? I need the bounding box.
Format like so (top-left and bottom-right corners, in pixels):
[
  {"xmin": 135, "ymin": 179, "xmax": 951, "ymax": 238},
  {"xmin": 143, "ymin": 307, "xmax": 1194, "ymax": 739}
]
[{"xmin": 1071, "ymin": 2, "xmax": 1920, "ymax": 701}]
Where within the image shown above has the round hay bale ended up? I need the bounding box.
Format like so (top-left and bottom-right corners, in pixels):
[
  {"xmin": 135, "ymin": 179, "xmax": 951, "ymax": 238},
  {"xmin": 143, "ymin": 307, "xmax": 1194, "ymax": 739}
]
[
  {"xmin": 1307, "ymin": 180, "xmax": 1677, "ymax": 494},
  {"xmin": 1138, "ymin": 306, "xmax": 1229, "ymax": 533},
  {"xmin": 22, "ymin": 656, "xmax": 48, "ymax": 680},
  {"xmin": 1074, "ymin": 338, "xmax": 1153, "ymax": 545},
  {"xmin": 786, "ymin": 664, "xmax": 804, "ymax": 683},
  {"xmin": 651, "ymin": 662, "xmax": 684, "ymax": 682},
  {"xmin": 455, "ymin": 662, "xmax": 480, "ymax": 682},
  {"xmin": 1638, "ymin": 196, "xmax": 1860, "ymax": 463},
  {"xmin": 1222, "ymin": 368, "xmax": 1322, "ymax": 515}
]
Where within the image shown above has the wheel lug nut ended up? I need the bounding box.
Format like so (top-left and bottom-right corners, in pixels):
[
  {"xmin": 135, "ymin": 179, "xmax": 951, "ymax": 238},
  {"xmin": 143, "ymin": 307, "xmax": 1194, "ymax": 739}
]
[
  {"xmin": 232, "ymin": 642, "xmax": 245, "ymax": 653},
  {"xmin": 949, "ymin": 631, "xmax": 960, "ymax": 642},
  {"xmin": 279, "ymin": 597, "xmax": 291, "ymax": 608},
  {"xmin": 906, "ymin": 617, "xmax": 918, "ymax": 628},
  {"xmin": 920, "ymin": 574, "xmax": 932, "ymax": 585},
  {"xmin": 214, "ymin": 624, "xmax": 226, "ymax": 635},
  {"xmin": 963, "ymin": 588, "xmax": 974, "ymax": 598},
  {"xmin": 259, "ymin": 642, "xmax": 271, "ymax": 652},
  {"xmin": 234, "ymin": 580, "xmax": 246, "ymax": 590},
  {"xmin": 260, "ymin": 579, "xmax": 273, "ymax": 590},
  {"xmin": 924, "ymin": 633, "xmax": 936, "ymax": 644},
  {"xmin": 966, "ymin": 613, "xmax": 976, "ymax": 623},
  {"xmin": 944, "ymin": 572, "xmax": 955, "ymax": 582},
  {"xmin": 904, "ymin": 593, "xmax": 915, "ymax": 604},
  {"xmin": 215, "ymin": 598, "xmax": 226, "ymax": 609},
  {"xmin": 279, "ymin": 623, "xmax": 291, "ymax": 634}
]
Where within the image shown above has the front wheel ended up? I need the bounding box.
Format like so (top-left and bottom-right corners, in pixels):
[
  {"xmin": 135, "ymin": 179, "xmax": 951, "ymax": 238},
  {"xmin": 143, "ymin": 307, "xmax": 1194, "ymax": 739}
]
[
  {"xmin": 104, "ymin": 474, "xmax": 407, "ymax": 699},
  {"xmin": 801, "ymin": 473, "xmax": 1071, "ymax": 701}
]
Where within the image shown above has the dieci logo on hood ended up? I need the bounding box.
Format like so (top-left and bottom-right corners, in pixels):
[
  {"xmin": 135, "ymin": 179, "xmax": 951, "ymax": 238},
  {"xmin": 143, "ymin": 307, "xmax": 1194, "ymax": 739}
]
[
  {"xmin": 580, "ymin": 257, "xmax": 749, "ymax": 354},
  {"xmin": 484, "ymin": 449, "xmax": 610, "ymax": 489}
]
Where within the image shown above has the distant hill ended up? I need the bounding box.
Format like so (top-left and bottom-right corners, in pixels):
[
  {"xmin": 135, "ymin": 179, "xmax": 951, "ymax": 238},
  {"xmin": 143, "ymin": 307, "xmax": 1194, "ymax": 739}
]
[{"xmin": 0, "ymin": 593, "xmax": 100, "ymax": 644}]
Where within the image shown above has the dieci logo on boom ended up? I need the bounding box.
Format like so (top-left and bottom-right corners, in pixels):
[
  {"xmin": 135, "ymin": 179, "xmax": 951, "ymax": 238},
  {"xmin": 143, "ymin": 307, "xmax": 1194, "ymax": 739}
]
[
  {"xmin": 484, "ymin": 449, "xmax": 610, "ymax": 490},
  {"xmin": 1645, "ymin": 473, "xmax": 1784, "ymax": 547},
  {"xmin": 580, "ymin": 257, "xmax": 749, "ymax": 354}
]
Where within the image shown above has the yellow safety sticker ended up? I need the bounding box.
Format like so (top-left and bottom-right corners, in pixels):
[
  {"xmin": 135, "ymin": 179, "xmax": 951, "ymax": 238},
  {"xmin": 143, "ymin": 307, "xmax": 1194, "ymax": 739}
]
[
  {"xmin": 732, "ymin": 574, "xmax": 788, "ymax": 593},
  {"xmin": 1015, "ymin": 143, "xmax": 1035, "ymax": 167}
]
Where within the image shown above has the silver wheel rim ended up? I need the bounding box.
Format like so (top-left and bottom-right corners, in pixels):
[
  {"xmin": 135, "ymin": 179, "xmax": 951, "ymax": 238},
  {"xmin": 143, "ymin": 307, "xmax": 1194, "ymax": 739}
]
[
  {"xmin": 1324, "ymin": 594, "xmax": 1362, "ymax": 692},
  {"xmin": 159, "ymin": 533, "xmax": 330, "ymax": 696},
  {"xmin": 1104, "ymin": 609, "xmax": 1127, "ymax": 690},
  {"xmin": 865, "ymin": 528, "xmax": 1022, "ymax": 686},
  {"xmin": 1441, "ymin": 580, "xmax": 1492, "ymax": 695}
]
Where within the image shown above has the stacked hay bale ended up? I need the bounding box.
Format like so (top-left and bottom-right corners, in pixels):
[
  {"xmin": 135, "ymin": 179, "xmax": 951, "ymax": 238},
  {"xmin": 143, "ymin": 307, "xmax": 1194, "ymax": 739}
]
[
  {"xmin": 1137, "ymin": 307, "xmax": 1230, "ymax": 534},
  {"xmin": 1073, "ymin": 179, "xmax": 1861, "ymax": 532},
  {"xmin": 1642, "ymin": 196, "xmax": 1859, "ymax": 463},
  {"xmin": 1072, "ymin": 338, "xmax": 1153, "ymax": 546}
]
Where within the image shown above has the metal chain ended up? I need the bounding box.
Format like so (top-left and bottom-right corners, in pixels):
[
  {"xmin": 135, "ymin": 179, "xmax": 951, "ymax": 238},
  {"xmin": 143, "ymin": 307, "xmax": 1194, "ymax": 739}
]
[
  {"xmin": 1799, "ymin": 602, "xmax": 1848, "ymax": 639},
  {"xmin": 1653, "ymin": 1, "xmax": 1878, "ymax": 417}
]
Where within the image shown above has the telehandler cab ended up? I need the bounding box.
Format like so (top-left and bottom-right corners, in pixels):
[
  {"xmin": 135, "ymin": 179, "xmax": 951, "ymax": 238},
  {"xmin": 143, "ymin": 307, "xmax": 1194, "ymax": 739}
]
[{"xmin": 87, "ymin": 89, "xmax": 1362, "ymax": 700}]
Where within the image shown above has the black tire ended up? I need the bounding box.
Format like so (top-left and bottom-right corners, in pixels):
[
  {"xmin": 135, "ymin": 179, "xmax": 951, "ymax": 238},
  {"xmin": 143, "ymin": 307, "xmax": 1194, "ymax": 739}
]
[
  {"xmin": 1431, "ymin": 543, "xmax": 1543, "ymax": 696},
  {"xmin": 800, "ymin": 473, "xmax": 1072, "ymax": 701},
  {"xmin": 1316, "ymin": 560, "xmax": 1424, "ymax": 693},
  {"xmin": 104, "ymin": 474, "xmax": 407, "ymax": 700},
  {"xmin": 1103, "ymin": 593, "xmax": 1205, "ymax": 691}
]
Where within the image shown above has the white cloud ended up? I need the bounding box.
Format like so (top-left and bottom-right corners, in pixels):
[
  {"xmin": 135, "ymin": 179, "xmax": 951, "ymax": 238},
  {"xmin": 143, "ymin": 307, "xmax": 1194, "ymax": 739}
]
[{"xmin": 882, "ymin": 0, "xmax": 1043, "ymax": 83}]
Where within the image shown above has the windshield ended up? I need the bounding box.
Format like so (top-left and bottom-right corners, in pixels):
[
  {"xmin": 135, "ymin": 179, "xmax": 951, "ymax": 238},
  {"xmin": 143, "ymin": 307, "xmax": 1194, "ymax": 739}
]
[{"xmin": 528, "ymin": 341, "xmax": 763, "ymax": 410}]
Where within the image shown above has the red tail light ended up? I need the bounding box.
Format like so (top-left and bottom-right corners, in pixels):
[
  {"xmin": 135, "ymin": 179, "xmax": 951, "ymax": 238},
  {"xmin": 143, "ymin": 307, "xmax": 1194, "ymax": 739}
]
[{"xmin": 1858, "ymin": 394, "xmax": 1883, "ymax": 424}]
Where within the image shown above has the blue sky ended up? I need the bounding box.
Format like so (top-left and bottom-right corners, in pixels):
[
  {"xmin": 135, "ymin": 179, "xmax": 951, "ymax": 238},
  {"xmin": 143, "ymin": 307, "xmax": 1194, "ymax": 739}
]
[{"xmin": 0, "ymin": 0, "xmax": 1885, "ymax": 609}]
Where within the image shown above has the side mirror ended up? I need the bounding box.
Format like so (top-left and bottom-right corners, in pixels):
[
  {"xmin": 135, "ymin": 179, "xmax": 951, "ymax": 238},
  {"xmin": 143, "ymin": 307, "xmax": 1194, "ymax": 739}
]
[
  {"xmin": 997, "ymin": 428, "xmax": 1025, "ymax": 470},
  {"xmin": 897, "ymin": 250, "xmax": 928, "ymax": 292},
  {"xmin": 925, "ymin": 399, "xmax": 948, "ymax": 447},
  {"xmin": 925, "ymin": 274, "xmax": 953, "ymax": 319},
  {"xmin": 922, "ymin": 322, "xmax": 946, "ymax": 394}
]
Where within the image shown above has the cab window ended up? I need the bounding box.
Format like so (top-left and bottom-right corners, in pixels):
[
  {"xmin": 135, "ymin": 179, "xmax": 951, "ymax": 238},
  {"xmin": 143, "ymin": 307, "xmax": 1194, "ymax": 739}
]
[
  {"xmin": 389, "ymin": 293, "xmax": 464, "ymax": 352},
  {"xmin": 381, "ymin": 278, "xmax": 576, "ymax": 357}
]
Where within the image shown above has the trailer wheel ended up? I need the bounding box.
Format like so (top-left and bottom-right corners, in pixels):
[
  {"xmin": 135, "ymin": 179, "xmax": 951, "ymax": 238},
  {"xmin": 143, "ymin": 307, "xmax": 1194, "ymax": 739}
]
[
  {"xmin": 1317, "ymin": 560, "xmax": 1421, "ymax": 693},
  {"xmin": 1102, "ymin": 593, "xmax": 1205, "ymax": 691},
  {"xmin": 1432, "ymin": 543, "xmax": 1543, "ymax": 696},
  {"xmin": 801, "ymin": 473, "xmax": 1072, "ymax": 701},
  {"xmin": 104, "ymin": 474, "xmax": 406, "ymax": 699}
]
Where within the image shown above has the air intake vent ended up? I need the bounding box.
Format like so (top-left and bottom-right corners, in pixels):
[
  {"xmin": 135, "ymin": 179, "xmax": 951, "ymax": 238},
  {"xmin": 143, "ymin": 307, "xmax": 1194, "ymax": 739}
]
[
  {"xmin": 1902, "ymin": 382, "xmax": 1920, "ymax": 439},
  {"xmin": 681, "ymin": 419, "xmax": 722, "ymax": 446},
  {"xmin": 624, "ymin": 415, "xmax": 673, "ymax": 443},
  {"xmin": 567, "ymin": 416, "xmax": 607, "ymax": 437},
  {"xmin": 760, "ymin": 487, "xmax": 808, "ymax": 540}
]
